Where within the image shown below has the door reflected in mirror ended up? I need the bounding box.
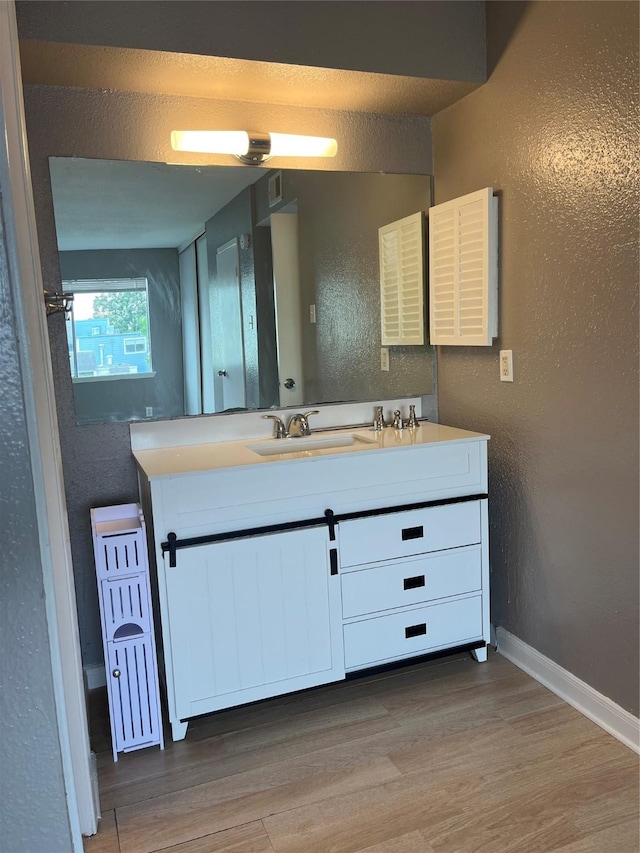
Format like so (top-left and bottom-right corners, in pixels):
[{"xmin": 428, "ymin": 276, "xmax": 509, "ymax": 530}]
[{"xmin": 49, "ymin": 158, "xmax": 435, "ymax": 425}]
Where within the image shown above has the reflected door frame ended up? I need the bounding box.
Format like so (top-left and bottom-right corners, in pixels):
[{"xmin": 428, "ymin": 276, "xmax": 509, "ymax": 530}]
[{"xmin": 215, "ymin": 238, "xmax": 247, "ymax": 411}]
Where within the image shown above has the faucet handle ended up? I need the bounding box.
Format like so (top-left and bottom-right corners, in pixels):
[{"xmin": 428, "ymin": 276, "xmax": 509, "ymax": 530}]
[
  {"xmin": 286, "ymin": 410, "xmax": 320, "ymax": 437},
  {"xmin": 373, "ymin": 406, "xmax": 386, "ymax": 431},
  {"xmin": 392, "ymin": 409, "xmax": 404, "ymax": 430},
  {"xmin": 262, "ymin": 414, "xmax": 287, "ymax": 439}
]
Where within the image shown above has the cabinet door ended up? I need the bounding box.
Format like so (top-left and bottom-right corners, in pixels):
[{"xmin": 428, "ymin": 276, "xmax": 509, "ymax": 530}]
[
  {"xmin": 164, "ymin": 526, "xmax": 344, "ymax": 719},
  {"xmin": 106, "ymin": 637, "xmax": 161, "ymax": 754}
]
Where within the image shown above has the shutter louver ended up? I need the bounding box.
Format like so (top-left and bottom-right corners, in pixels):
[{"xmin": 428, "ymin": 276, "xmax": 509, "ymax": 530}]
[
  {"xmin": 379, "ymin": 211, "xmax": 425, "ymax": 346},
  {"xmin": 428, "ymin": 188, "xmax": 498, "ymax": 346}
]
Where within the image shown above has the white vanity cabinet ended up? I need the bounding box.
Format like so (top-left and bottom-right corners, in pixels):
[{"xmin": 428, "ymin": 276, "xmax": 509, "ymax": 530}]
[{"xmin": 133, "ymin": 418, "xmax": 491, "ymax": 741}]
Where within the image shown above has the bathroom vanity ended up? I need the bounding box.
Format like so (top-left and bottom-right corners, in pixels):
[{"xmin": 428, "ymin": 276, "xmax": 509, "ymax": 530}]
[{"xmin": 132, "ymin": 402, "xmax": 490, "ymax": 741}]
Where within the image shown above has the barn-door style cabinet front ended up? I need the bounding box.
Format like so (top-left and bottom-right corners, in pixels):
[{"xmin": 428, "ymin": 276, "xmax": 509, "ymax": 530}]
[
  {"xmin": 91, "ymin": 503, "xmax": 163, "ymax": 760},
  {"xmin": 162, "ymin": 526, "xmax": 344, "ymax": 731}
]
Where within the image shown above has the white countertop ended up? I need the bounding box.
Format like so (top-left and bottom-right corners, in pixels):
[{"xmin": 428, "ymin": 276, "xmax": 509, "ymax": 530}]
[{"xmin": 133, "ymin": 422, "xmax": 489, "ymax": 480}]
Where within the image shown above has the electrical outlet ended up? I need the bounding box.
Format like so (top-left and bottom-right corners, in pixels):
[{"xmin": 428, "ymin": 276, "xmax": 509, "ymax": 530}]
[
  {"xmin": 309, "ymin": 304, "xmax": 316, "ymax": 324},
  {"xmin": 499, "ymin": 350, "xmax": 514, "ymax": 382},
  {"xmin": 380, "ymin": 347, "xmax": 390, "ymax": 372},
  {"xmin": 145, "ymin": 406, "xmax": 154, "ymax": 417}
]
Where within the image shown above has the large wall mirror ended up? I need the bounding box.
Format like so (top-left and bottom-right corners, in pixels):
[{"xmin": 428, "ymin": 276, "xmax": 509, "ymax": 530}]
[{"xmin": 49, "ymin": 157, "xmax": 434, "ymax": 425}]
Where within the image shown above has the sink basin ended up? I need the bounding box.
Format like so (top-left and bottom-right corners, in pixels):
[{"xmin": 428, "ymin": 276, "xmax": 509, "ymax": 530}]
[{"xmin": 246, "ymin": 433, "xmax": 376, "ymax": 457}]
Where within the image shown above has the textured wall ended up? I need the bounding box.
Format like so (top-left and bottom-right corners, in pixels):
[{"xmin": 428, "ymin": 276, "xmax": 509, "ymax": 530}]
[
  {"xmin": 0, "ymin": 181, "xmax": 73, "ymax": 850},
  {"xmin": 432, "ymin": 1, "xmax": 639, "ymax": 713},
  {"xmin": 23, "ymin": 85, "xmax": 434, "ymax": 665},
  {"xmin": 296, "ymin": 173, "xmax": 433, "ymax": 403},
  {"xmin": 16, "ymin": 0, "xmax": 486, "ymax": 83}
]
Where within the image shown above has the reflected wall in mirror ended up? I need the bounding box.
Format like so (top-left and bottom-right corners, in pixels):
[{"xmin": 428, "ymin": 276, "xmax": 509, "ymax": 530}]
[{"xmin": 49, "ymin": 158, "xmax": 434, "ymax": 424}]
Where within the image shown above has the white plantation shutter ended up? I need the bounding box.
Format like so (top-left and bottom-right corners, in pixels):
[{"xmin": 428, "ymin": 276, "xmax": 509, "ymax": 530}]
[
  {"xmin": 379, "ymin": 211, "xmax": 425, "ymax": 346},
  {"xmin": 428, "ymin": 188, "xmax": 498, "ymax": 346}
]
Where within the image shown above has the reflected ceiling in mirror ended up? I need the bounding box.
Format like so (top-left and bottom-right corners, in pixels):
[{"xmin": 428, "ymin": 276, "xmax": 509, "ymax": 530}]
[{"xmin": 49, "ymin": 158, "xmax": 435, "ymax": 425}]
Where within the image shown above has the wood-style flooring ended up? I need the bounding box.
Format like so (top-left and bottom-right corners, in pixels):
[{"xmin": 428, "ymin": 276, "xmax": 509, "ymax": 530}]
[{"xmin": 84, "ymin": 651, "xmax": 639, "ymax": 853}]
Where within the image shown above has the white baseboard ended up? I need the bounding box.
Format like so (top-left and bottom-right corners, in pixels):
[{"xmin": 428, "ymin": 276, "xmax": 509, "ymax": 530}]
[
  {"xmin": 83, "ymin": 663, "xmax": 106, "ymax": 691},
  {"xmin": 496, "ymin": 627, "xmax": 639, "ymax": 754}
]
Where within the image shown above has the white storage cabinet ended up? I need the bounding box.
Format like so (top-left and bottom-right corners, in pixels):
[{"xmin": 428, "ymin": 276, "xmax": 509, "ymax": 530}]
[{"xmin": 91, "ymin": 503, "xmax": 164, "ymax": 760}]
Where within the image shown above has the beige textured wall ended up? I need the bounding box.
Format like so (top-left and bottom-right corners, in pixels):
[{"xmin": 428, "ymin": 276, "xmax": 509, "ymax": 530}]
[{"xmin": 432, "ymin": 1, "xmax": 639, "ymax": 714}]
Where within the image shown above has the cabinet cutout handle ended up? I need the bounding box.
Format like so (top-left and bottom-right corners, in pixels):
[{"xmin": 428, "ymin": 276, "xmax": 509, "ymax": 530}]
[
  {"xmin": 402, "ymin": 525, "xmax": 424, "ymax": 541},
  {"xmin": 329, "ymin": 547, "xmax": 338, "ymax": 575},
  {"xmin": 405, "ymin": 623, "xmax": 427, "ymax": 639},
  {"xmin": 403, "ymin": 575, "xmax": 425, "ymax": 590}
]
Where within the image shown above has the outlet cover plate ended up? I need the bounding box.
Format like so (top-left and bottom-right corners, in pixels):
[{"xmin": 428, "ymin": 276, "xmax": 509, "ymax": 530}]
[{"xmin": 500, "ymin": 350, "xmax": 514, "ymax": 382}]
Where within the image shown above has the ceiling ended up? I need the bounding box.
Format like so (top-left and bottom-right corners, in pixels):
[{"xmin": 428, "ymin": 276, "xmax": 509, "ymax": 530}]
[
  {"xmin": 49, "ymin": 158, "xmax": 265, "ymax": 251},
  {"xmin": 20, "ymin": 41, "xmax": 480, "ymax": 118}
]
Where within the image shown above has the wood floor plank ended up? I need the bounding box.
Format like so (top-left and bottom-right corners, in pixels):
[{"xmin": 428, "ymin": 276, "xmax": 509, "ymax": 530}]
[
  {"xmin": 100, "ymin": 712, "xmax": 399, "ymax": 812},
  {"xmin": 263, "ymin": 767, "xmax": 479, "ymax": 853},
  {"xmin": 84, "ymin": 810, "xmax": 120, "ymax": 853},
  {"xmin": 355, "ymin": 831, "xmax": 435, "ymax": 852},
  {"xmin": 548, "ymin": 840, "xmax": 600, "ymax": 853},
  {"xmin": 589, "ymin": 818, "xmax": 640, "ymax": 853},
  {"xmin": 116, "ymin": 755, "xmax": 401, "ymax": 853},
  {"xmin": 155, "ymin": 821, "xmax": 274, "ymax": 852},
  {"xmin": 219, "ymin": 695, "xmax": 392, "ymax": 755},
  {"xmin": 389, "ymin": 705, "xmax": 605, "ymax": 779},
  {"xmin": 422, "ymin": 811, "xmax": 583, "ymax": 853},
  {"xmin": 422, "ymin": 742, "xmax": 639, "ymax": 853}
]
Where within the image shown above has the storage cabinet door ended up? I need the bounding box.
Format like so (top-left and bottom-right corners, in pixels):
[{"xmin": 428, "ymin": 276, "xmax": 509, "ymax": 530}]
[
  {"xmin": 164, "ymin": 526, "xmax": 344, "ymax": 719},
  {"xmin": 107, "ymin": 637, "xmax": 161, "ymax": 753}
]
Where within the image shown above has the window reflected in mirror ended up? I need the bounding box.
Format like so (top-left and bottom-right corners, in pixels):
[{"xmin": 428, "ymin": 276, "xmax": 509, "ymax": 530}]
[{"xmin": 65, "ymin": 278, "xmax": 153, "ymax": 381}]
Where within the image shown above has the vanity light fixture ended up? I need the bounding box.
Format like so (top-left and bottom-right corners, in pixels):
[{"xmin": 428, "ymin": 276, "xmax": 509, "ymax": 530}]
[{"xmin": 170, "ymin": 130, "xmax": 338, "ymax": 164}]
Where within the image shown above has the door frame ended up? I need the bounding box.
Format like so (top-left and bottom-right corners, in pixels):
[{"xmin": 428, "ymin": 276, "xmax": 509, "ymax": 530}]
[{"xmin": 0, "ymin": 2, "xmax": 97, "ymax": 843}]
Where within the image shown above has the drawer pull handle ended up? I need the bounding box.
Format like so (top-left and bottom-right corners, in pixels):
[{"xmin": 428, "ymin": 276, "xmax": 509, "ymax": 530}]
[
  {"xmin": 402, "ymin": 525, "xmax": 424, "ymax": 541},
  {"xmin": 403, "ymin": 575, "xmax": 425, "ymax": 590},
  {"xmin": 405, "ymin": 623, "xmax": 427, "ymax": 639},
  {"xmin": 329, "ymin": 547, "xmax": 338, "ymax": 576}
]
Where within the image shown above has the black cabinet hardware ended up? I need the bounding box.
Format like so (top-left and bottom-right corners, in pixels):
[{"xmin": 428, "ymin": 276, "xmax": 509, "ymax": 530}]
[
  {"xmin": 405, "ymin": 623, "xmax": 427, "ymax": 639},
  {"xmin": 402, "ymin": 525, "xmax": 424, "ymax": 541},
  {"xmin": 329, "ymin": 548, "xmax": 338, "ymax": 575},
  {"xmin": 403, "ymin": 575, "xmax": 426, "ymax": 590}
]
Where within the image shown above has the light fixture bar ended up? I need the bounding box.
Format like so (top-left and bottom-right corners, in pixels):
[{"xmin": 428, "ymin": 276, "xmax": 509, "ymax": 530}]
[{"xmin": 170, "ymin": 130, "xmax": 337, "ymax": 163}]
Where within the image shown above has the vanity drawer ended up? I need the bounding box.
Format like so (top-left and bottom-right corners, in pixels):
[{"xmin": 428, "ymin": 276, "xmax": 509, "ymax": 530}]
[
  {"xmin": 339, "ymin": 500, "xmax": 481, "ymax": 568},
  {"xmin": 340, "ymin": 545, "xmax": 481, "ymax": 619},
  {"xmin": 343, "ymin": 595, "xmax": 483, "ymax": 670}
]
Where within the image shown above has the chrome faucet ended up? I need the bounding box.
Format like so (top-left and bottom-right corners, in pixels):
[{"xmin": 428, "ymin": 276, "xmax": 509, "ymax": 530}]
[
  {"xmin": 262, "ymin": 414, "xmax": 287, "ymax": 438},
  {"xmin": 262, "ymin": 410, "xmax": 320, "ymax": 438},
  {"xmin": 286, "ymin": 410, "xmax": 319, "ymax": 437}
]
